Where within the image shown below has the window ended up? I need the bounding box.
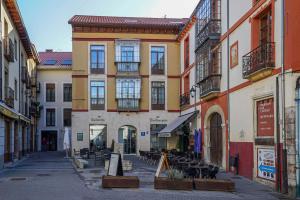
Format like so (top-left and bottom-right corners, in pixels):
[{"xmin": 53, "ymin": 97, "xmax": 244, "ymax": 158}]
[
  {"xmin": 259, "ymin": 10, "xmax": 272, "ymax": 45},
  {"xmin": 46, "ymin": 108, "xmax": 55, "ymax": 127},
  {"xmin": 121, "ymin": 46, "xmax": 134, "ymax": 62},
  {"xmin": 46, "ymin": 83, "xmax": 55, "ymax": 102},
  {"xmin": 90, "ymin": 81, "xmax": 105, "ymax": 110},
  {"xmin": 116, "ymin": 79, "xmax": 141, "ymax": 110},
  {"xmin": 63, "ymin": 108, "xmax": 72, "ymax": 127},
  {"xmin": 150, "ymin": 124, "xmax": 167, "ymax": 151},
  {"xmin": 90, "ymin": 45, "xmax": 105, "ymax": 74},
  {"xmin": 184, "ymin": 36, "xmax": 190, "ymax": 68},
  {"xmin": 14, "ymin": 39, "xmax": 17, "ymax": 61},
  {"xmin": 151, "ymin": 46, "xmax": 165, "ymax": 74},
  {"xmin": 63, "ymin": 83, "xmax": 72, "ymax": 102},
  {"xmin": 14, "ymin": 79, "xmax": 17, "ymax": 100},
  {"xmin": 151, "ymin": 82, "xmax": 165, "ymax": 110},
  {"xmin": 77, "ymin": 133, "xmax": 83, "ymax": 141}
]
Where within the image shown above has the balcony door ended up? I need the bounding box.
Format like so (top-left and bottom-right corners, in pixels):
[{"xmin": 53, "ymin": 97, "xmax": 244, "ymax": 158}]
[
  {"xmin": 118, "ymin": 126, "xmax": 137, "ymax": 154},
  {"xmin": 259, "ymin": 10, "xmax": 272, "ymax": 45}
]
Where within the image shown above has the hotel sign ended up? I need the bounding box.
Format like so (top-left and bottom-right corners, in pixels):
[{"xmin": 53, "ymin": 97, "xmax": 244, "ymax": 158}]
[{"xmin": 257, "ymin": 98, "xmax": 274, "ymax": 137}]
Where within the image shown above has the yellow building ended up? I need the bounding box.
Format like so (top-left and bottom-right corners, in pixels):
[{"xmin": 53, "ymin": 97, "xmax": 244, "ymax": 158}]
[{"xmin": 69, "ymin": 15, "xmax": 187, "ymax": 154}]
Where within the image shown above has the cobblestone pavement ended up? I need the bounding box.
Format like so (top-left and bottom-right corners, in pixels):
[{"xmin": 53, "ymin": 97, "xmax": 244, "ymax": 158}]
[{"xmin": 0, "ymin": 152, "xmax": 292, "ymax": 200}]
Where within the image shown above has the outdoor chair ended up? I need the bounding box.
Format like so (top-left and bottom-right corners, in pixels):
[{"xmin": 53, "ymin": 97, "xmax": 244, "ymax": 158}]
[
  {"xmin": 80, "ymin": 148, "xmax": 90, "ymax": 159},
  {"xmin": 94, "ymin": 151, "xmax": 103, "ymax": 166}
]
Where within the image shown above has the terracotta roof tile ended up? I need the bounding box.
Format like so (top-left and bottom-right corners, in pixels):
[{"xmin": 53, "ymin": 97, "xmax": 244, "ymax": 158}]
[
  {"xmin": 39, "ymin": 51, "xmax": 72, "ymax": 66},
  {"xmin": 68, "ymin": 15, "xmax": 189, "ymax": 29}
]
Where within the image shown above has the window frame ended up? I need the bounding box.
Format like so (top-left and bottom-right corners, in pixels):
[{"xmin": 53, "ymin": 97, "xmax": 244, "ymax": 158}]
[
  {"xmin": 151, "ymin": 46, "xmax": 166, "ymax": 75},
  {"xmin": 45, "ymin": 108, "xmax": 56, "ymax": 127},
  {"xmin": 63, "ymin": 108, "xmax": 72, "ymax": 127},
  {"xmin": 90, "ymin": 45, "xmax": 105, "ymax": 74},
  {"xmin": 63, "ymin": 83, "xmax": 72, "ymax": 102},
  {"xmin": 45, "ymin": 83, "xmax": 56, "ymax": 102},
  {"xmin": 151, "ymin": 81, "xmax": 165, "ymax": 110},
  {"xmin": 90, "ymin": 81, "xmax": 105, "ymax": 110}
]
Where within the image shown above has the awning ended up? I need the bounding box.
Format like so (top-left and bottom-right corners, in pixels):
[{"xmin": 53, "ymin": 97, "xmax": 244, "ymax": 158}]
[{"xmin": 159, "ymin": 111, "xmax": 198, "ymax": 137}]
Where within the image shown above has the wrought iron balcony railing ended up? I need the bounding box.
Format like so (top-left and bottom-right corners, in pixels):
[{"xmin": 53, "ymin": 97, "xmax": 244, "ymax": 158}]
[
  {"xmin": 117, "ymin": 99, "xmax": 140, "ymax": 112},
  {"xmin": 198, "ymin": 75, "xmax": 221, "ymax": 98},
  {"xmin": 180, "ymin": 92, "xmax": 190, "ymax": 107},
  {"xmin": 4, "ymin": 37, "xmax": 14, "ymax": 62},
  {"xmin": 117, "ymin": 63, "xmax": 139, "ymax": 73},
  {"xmin": 242, "ymin": 42, "xmax": 275, "ymax": 79},
  {"xmin": 196, "ymin": 19, "xmax": 221, "ymax": 49},
  {"xmin": 5, "ymin": 87, "xmax": 14, "ymax": 108}
]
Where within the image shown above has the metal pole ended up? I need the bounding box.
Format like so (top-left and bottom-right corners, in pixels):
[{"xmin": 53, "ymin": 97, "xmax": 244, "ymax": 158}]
[
  {"xmin": 226, "ymin": 0, "xmax": 231, "ymax": 171},
  {"xmin": 281, "ymin": 0, "xmax": 288, "ymax": 194}
]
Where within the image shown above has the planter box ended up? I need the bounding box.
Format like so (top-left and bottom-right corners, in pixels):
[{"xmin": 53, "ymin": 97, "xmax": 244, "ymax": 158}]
[
  {"xmin": 154, "ymin": 177, "xmax": 193, "ymax": 191},
  {"xmin": 102, "ymin": 176, "xmax": 139, "ymax": 188},
  {"xmin": 194, "ymin": 179, "xmax": 235, "ymax": 192}
]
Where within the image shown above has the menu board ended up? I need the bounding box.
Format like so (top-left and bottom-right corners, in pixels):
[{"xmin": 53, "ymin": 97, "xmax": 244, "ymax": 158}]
[
  {"xmin": 257, "ymin": 148, "xmax": 276, "ymax": 181},
  {"xmin": 257, "ymin": 98, "xmax": 274, "ymax": 137},
  {"xmin": 108, "ymin": 153, "xmax": 120, "ymax": 176}
]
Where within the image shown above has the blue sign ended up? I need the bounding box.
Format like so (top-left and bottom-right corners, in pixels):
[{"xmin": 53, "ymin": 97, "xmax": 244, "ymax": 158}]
[
  {"xmin": 141, "ymin": 132, "xmax": 145, "ymax": 136},
  {"xmin": 259, "ymin": 164, "xmax": 276, "ymax": 174}
]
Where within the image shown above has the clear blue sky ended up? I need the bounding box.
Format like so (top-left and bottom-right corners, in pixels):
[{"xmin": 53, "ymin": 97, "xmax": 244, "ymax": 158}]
[{"xmin": 17, "ymin": 0, "xmax": 199, "ymax": 52}]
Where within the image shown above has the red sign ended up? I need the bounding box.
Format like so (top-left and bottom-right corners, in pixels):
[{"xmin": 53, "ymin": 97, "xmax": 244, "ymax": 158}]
[{"xmin": 257, "ymin": 98, "xmax": 274, "ymax": 137}]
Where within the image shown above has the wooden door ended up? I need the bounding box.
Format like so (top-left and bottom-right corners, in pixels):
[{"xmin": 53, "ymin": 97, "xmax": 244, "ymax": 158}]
[
  {"xmin": 4, "ymin": 121, "xmax": 11, "ymax": 162},
  {"xmin": 210, "ymin": 113, "xmax": 223, "ymax": 166}
]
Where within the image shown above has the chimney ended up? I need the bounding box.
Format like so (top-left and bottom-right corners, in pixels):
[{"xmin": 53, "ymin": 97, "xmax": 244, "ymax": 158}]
[{"xmin": 46, "ymin": 49, "xmax": 53, "ymax": 52}]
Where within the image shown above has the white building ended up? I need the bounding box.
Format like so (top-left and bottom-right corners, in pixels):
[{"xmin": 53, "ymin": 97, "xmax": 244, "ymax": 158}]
[{"xmin": 37, "ymin": 50, "xmax": 72, "ymax": 152}]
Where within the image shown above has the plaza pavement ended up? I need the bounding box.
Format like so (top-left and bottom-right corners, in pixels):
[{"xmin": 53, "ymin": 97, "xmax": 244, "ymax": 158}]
[{"xmin": 0, "ymin": 152, "xmax": 292, "ymax": 200}]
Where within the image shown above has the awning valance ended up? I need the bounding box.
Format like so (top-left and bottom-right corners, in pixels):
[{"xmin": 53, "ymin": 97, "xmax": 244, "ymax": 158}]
[{"xmin": 158, "ymin": 111, "xmax": 198, "ymax": 137}]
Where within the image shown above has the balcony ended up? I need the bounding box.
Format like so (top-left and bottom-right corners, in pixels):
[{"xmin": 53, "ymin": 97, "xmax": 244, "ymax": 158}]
[
  {"xmin": 116, "ymin": 62, "xmax": 139, "ymax": 74},
  {"xmin": 196, "ymin": 19, "xmax": 221, "ymax": 49},
  {"xmin": 180, "ymin": 92, "xmax": 190, "ymax": 108},
  {"xmin": 4, "ymin": 37, "xmax": 14, "ymax": 62},
  {"xmin": 242, "ymin": 42, "xmax": 275, "ymax": 81},
  {"xmin": 198, "ymin": 75, "xmax": 221, "ymax": 101},
  {"xmin": 5, "ymin": 87, "xmax": 14, "ymax": 108},
  {"xmin": 117, "ymin": 99, "xmax": 140, "ymax": 112}
]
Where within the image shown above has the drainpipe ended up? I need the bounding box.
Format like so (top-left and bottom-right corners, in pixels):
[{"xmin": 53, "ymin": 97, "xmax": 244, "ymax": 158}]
[
  {"xmin": 226, "ymin": 0, "xmax": 231, "ymax": 171},
  {"xmin": 276, "ymin": 77, "xmax": 282, "ymax": 192},
  {"xmin": 296, "ymin": 83, "xmax": 300, "ymax": 196},
  {"xmin": 280, "ymin": 0, "xmax": 288, "ymax": 194}
]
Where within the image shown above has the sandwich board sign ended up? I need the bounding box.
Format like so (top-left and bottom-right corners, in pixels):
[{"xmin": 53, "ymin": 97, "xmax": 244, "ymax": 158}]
[
  {"xmin": 155, "ymin": 153, "xmax": 170, "ymax": 177},
  {"xmin": 257, "ymin": 148, "xmax": 276, "ymax": 181},
  {"xmin": 107, "ymin": 153, "xmax": 123, "ymax": 176}
]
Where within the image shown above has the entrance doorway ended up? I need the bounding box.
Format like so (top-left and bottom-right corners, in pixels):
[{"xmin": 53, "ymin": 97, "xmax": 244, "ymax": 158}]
[
  {"xmin": 41, "ymin": 131, "xmax": 57, "ymax": 151},
  {"xmin": 118, "ymin": 126, "xmax": 137, "ymax": 154},
  {"xmin": 4, "ymin": 120, "xmax": 11, "ymax": 162},
  {"xmin": 210, "ymin": 113, "xmax": 223, "ymax": 166},
  {"xmin": 89, "ymin": 125, "xmax": 107, "ymax": 151}
]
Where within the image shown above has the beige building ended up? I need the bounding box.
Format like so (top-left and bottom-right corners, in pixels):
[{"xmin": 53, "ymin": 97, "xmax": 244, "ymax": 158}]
[
  {"xmin": 0, "ymin": 0, "xmax": 39, "ymax": 168},
  {"xmin": 36, "ymin": 50, "xmax": 72, "ymax": 152},
  {"xmin": 69, "ymin": 16, "xmax": 187, "ymax": 154}
]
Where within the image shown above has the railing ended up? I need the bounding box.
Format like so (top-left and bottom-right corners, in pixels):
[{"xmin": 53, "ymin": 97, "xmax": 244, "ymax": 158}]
[
  {"xmin": 5, "ymin": 87, "xmax": 14, "ymax": 108},
  {"xmin": 90, "ymin": 98, "xmax": 105, "ymax": 110},
  {"xmin": 117, "ymin": 99, "xmax": 140, "ymax": 111},
  {"xmin": 117, "ymin": 63, "xmax": 139, "ymax": 73},
  {"xmin": 198, "ymin": 75, "xmax": 221, "ymax": 98},
  {"xmin": 180, "ymin": 92, "xmax": 190, "ymax": 107},
  {"xmin": 3, "ymin": 37, "xmax": 14, "ymax": 62},
  {"xmin": 196, "ymin": 19, "xmax": 221, "ymax": 49},
  {"xmin": 242, "ymin": 42, "xmax": 275, "ymax": 79}
]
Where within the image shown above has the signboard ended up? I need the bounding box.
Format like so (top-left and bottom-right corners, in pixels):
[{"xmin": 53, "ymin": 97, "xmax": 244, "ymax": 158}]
[
  {"xmin": 155, "ymin": 153, "xmax": 169, "ymax": 177},
  {"xmin": 257, "ymin": 148, "xmax": 276, "ymax": 181},
  {"xmin": 257, "ymin": 98, "xmax": 274, "ymax": 137},
  {"xmin": 141, "ymin": 132, "xmax": 145, "ymax": 136},
  {"xmin": 107, "ymin": 153, "xmax": 123, "ymax": 176}
]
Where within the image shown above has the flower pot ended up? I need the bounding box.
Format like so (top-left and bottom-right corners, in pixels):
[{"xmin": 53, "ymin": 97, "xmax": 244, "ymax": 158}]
[
  {"xmin": 154, "ymin": 177, "xmax": 193, "ymax": 191},
  {"xmin": 194, "ymin": 179, "xmax": 235, "ymax": 192},
  {"xmin": 102, "ymin": 176, "xmax": 139, "ymax": 188}
]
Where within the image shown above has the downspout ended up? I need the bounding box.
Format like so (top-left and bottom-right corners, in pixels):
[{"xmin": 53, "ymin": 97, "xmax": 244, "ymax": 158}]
[
  {"xmin": 276, "ymin": 77, "xmax": 282, "ymax": 192},
  {"xmin": 281, "ymin": 0, "xmax": 288, "ymax": 194},
  {"xmin": 296, "ymin": 82, "xmax": 300, "ymax": 196},
  {"xmin": 226, "ymin": 0, "xmax": 231, "ymax": 171}
]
